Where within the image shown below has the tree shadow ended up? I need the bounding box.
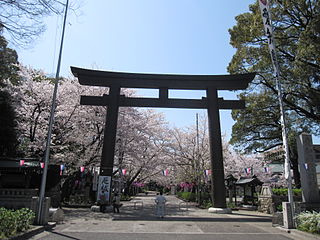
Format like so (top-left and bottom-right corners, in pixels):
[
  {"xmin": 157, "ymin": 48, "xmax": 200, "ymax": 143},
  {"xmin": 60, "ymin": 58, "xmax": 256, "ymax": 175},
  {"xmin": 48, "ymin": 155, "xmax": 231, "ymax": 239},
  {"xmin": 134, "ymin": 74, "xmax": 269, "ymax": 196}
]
[{"xmin": 113, "ymin": 203, "xmax": 271, "ymax": 223}]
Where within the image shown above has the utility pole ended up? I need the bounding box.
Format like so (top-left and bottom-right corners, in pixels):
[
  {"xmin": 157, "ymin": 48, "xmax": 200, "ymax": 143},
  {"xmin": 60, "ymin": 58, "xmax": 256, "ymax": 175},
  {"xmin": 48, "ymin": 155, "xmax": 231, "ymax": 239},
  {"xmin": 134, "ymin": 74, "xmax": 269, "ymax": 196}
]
[{"xmin": 37, "ymin": 0, "xmax": 69, "ymax": 225}]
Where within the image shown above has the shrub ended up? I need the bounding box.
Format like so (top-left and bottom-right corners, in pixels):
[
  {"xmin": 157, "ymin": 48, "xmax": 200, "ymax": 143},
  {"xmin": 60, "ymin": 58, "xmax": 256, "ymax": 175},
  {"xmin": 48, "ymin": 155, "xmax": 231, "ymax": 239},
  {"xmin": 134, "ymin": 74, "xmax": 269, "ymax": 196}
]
[
  {"xmin": 202, "ymin": 200, "xmax": 212, "ymax": 209},
  {"xmin": 200, "ymin": 192, "xmax": 211, "ymax": 202},
  {"xmin": 0, "ymin": 208, "xmax": 17, "ymax": 239},
  {"xmin": 227, "ymin": 202, "xmax": 236, "ymax": 209},
  {"xmin": 0, "ymin": 207, "xmax": 35, "ymax": 239},
  {"xmin": 177, "ymin": 192, "xmax": 196, "ymax": 202},
  {"xmin": 276, "ymin": 204, "xmax": 283, "ymax": 212},
  {"xmin": 15, "ymin": 208, "xmax": 35, "ymax": 232},
  {"xmin": 120, "ymin": 194, "xmax": 132, "ymax": 201},
  {"xmin": 295, "ymin": 211, "xmax": 320, "ymax": 234},
  {"xmin": 272, "ymin": 188, "xmax": 302, "ymax": 196}
]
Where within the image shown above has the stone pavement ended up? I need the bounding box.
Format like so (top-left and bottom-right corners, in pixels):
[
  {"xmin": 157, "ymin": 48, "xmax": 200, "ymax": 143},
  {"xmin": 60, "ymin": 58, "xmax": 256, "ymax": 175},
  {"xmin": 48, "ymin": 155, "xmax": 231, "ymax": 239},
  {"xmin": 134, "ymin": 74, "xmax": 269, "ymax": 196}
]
[{"xmin": 29, "ymin": 192, "xmax": 320, "ymax": 240}]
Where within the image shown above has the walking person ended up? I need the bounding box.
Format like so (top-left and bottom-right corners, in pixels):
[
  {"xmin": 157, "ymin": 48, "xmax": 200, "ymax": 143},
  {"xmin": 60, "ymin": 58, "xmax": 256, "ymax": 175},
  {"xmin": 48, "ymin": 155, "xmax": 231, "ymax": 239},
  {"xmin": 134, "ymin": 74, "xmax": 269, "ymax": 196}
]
[
  {"xmin": 155, "ymin": 191, "xmax": 166, "ymax": 218},
  {"xmin": 112, "ymin": 193, "xmax": 121, "ymax": 213}
]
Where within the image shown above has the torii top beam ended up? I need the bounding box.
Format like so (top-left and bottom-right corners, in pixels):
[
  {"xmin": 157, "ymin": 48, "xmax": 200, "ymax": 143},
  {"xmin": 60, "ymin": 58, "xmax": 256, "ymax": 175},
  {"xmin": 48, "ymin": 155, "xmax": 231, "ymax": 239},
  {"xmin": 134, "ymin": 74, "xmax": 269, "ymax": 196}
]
[{"xmin": 71, "ymin": 67, "xmax": 255, "ymax": 90}]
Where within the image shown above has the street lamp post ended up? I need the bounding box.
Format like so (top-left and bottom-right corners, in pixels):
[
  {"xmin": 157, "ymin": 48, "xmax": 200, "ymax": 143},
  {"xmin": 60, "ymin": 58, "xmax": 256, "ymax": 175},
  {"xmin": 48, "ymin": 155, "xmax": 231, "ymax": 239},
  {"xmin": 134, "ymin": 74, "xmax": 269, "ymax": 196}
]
[{"xmin": 36, "ymin": 0, "xmax": 69, "ymax": 225}]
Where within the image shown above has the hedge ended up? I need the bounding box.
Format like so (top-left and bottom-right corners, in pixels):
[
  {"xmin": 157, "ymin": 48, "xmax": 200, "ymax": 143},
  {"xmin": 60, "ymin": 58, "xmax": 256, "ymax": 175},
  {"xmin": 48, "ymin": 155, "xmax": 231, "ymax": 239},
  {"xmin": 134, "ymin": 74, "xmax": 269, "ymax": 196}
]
[
  {"xmin": 0, "ymin": 208, "xmax": 35, "ymax": 239},
  {"xmin": 272, "ymin": 188, "xmax": 302, "ymax": 196},
  {"xmin": 176, "ymin": 192, "xmax": 196, "ymax": 202}
]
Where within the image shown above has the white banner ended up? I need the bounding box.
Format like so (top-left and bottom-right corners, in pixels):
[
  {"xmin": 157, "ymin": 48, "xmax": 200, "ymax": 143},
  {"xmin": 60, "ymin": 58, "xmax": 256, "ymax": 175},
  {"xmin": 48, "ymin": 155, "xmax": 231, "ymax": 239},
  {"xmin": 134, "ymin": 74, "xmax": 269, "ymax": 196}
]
[
  {"xmin": 259, "ymin": 0, "xmax": 279, "ymax": 75},
  {"xmin": 97, "ymin": 175, "xmax": 111, "ymax": 203}
]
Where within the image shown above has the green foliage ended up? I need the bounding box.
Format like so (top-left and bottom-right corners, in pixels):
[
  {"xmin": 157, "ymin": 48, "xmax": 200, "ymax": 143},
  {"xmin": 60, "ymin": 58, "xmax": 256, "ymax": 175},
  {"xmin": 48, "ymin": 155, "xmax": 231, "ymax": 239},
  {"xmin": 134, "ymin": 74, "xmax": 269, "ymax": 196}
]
[
  {"xmin": 0, "ymin": 33, "xmax": 20, "ymax": 157},
  {"xmin": 272, "ymin": 188, "xmax": 302, "ymax": 196},
  {"xmin": 230, "ymin": 91, "xmax": 283, "ymax": 153},
  {"xmin": 201, "ymin": 200, "xmax": 212, "ymax": 209},
  {"xmin": 0, "ymin": 207, "xmax": 35, "ymax": 239},
  {"xmin": 120, "ymin": 195, "xmax": 132, "ymax": 201},
  {"xmin": 276, "ymin": 204, "xmax": 283, "ymax": 212},
  {"xmin": 0, "ymin": 90, "xmax": 19, "ymax": 157},
  {"xmin": 200, "ymin": 192, "xmax": 211, "ymax": 202},
  {"xmin": 228, "ymin": 0, "xmax": 320, "ymax": 188},
  {"xmin": 177, "ymin": 191, "xmax": 196, "ymax": 202},
  {"xmin": 227, "ymin": 202, "xmax": 236, "ymax": 209},
  {"xmin": 296, "ymin": 211, "xmax": 320, "ymax": 234},
  {"xmin": 228, "ymin": 0, "xmax": 320, "ymax": 154},
  {"xmin": 15, "ymin": 208, "xmax": 35, "ymax": 232},
  {"xmin": 0, "ymin": 208, "xmax": 17, "ymax": 239},
  {"xmin": 0, "ymin": 34, "xmax": 19, "ymax": 87}
]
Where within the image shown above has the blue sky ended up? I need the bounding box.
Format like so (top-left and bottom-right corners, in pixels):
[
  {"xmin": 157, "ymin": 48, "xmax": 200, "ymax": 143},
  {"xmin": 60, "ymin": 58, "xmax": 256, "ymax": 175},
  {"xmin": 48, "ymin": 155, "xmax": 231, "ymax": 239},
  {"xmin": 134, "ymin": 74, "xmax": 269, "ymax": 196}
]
[{"xmin": 15, "ymin": 0, "xmax": 320, "ymax": 143}]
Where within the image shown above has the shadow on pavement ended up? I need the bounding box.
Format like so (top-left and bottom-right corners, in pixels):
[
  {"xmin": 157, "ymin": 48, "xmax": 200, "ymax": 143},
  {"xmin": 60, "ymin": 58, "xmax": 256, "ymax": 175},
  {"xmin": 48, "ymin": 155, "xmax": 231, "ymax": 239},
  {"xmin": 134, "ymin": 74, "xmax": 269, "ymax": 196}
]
[
  {"xmin": 112, "ymin": 215, "xmax": 271, "ymax": 222},
  {"xmin": 50, "ymin": 231, "xmax": 81, "ymax": 240}
]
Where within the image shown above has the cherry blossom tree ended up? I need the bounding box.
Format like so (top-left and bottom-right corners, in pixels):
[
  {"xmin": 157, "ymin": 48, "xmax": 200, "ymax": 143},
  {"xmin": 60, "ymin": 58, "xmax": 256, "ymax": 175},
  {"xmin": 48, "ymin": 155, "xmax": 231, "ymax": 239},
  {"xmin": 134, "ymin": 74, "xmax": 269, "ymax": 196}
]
[
  {"xmin": 166, "ymin": 116, "xmax": 211, "ymax": 186},
  {"xmin": 5, "ymin": 66, "xmax": 53, "ymax": 156},
  {"xmin": 115, "ymin": 108, "xmax": 171, "ymax": 192},
  {"xmin": 166, "ymin": 115, "xmax": 273, "ymax": 187},
  {"xmin": 6, "ymin": 65, "xmax": 279, "ymax": 191},
  {"xmin": 5, "ymin": 65, "xmax": 171, "ymax": 184}
]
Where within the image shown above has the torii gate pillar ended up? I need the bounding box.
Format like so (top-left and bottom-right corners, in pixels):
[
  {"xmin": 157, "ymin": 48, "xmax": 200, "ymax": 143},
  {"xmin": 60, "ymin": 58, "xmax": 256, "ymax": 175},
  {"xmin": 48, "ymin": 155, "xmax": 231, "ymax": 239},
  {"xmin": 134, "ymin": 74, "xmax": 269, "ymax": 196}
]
[
  {"xmin": 100, "ymin": 85, "xmax": 120, "ymax": 176},
  {"xmin": 207, "ymin": 88, "xmax": 226, "ymax": 208}
]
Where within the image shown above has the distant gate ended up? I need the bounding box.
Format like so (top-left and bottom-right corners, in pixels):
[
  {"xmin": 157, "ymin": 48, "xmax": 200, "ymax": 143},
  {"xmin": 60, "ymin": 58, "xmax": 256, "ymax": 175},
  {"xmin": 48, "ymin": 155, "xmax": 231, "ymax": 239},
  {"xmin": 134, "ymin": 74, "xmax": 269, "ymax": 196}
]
[{"xmin": 71, "ymin": 66, "xmax": 255, "ymax": 208}]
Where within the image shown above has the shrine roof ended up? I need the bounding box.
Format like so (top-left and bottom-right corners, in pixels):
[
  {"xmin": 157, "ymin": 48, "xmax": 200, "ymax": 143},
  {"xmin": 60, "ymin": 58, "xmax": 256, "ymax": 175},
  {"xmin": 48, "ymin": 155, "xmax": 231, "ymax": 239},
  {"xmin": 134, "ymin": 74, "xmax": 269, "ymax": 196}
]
[{"xmin": 236, "ymin": 176, "xmax": 263, "ymax": 186}]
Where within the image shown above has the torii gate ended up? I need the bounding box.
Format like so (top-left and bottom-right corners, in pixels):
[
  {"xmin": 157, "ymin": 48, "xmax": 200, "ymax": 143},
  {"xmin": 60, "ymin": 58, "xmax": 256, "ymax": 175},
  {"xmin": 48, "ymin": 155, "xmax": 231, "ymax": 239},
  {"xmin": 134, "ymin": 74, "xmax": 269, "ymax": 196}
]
[{"xmin": 71, "ymin": 66, "xmax": 255, "ymax": 209}]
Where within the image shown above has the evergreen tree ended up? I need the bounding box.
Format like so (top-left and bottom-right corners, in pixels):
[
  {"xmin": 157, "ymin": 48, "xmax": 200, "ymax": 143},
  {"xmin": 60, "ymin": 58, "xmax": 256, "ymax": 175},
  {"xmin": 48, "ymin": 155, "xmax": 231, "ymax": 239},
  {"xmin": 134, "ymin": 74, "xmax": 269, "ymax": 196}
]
[
  {"xmin": 228, "ymin": 0, "xmax": 320, "ymax": 187},
  {"xmin": 0, "ymin": 30, "xmax": 19, "ymax": 157}
]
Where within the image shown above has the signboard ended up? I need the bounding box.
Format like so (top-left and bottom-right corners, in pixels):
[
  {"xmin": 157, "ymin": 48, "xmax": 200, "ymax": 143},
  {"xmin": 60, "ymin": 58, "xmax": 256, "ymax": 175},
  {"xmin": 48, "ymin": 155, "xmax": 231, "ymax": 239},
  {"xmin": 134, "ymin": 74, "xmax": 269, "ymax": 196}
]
[
  {"xmin": 97, "ymin": 176, "xmax": 111, "ymax": 204},
  {"xmin": 263, "ymin": 146, "xmax": 284, "ymax": 163}
]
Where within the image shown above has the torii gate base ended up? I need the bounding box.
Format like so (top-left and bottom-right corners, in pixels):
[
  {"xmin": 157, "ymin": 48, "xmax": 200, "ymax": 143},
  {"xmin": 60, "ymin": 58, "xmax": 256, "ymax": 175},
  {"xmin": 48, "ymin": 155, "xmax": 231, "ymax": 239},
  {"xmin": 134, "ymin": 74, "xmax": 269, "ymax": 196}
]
[{"xmin": 72, "ymin": 67, "xmax": 255, "ymax": 210}]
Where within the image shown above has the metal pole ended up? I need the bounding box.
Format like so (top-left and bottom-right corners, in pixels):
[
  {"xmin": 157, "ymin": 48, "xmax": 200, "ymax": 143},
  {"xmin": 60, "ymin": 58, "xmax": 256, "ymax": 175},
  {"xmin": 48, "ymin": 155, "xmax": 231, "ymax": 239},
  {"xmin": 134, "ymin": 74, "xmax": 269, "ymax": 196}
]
[
  {"xmin": 196, "ymin": 113, "xmax": 200, "ymax": 205},
  {"xmin": 37, "ymin": 0, "xmax": 69, "ymax": 225},
  {"xmin": 259, "ymin": 0, "xmax": 294, "ymax": 223}
]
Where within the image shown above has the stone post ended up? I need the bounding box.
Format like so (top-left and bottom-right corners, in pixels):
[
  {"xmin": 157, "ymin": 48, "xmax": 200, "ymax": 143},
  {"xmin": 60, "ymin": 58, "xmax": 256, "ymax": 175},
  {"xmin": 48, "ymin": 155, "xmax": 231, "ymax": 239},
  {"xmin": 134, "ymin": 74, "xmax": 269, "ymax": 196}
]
[
  {"xmin": 283, "ymin": 202, "xmax": 294, "ymax": 229},
  {"xmin": 296, "ymin": 133, "xmax": 320, "ymax": 203}
]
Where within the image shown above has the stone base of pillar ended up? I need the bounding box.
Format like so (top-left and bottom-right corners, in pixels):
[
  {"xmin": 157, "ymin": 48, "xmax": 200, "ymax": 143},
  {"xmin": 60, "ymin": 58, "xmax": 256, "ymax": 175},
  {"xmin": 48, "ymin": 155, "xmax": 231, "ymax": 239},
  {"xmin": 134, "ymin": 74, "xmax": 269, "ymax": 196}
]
[
  {"xmin": 91, "ymin": 205, "xmax": 113, "ymax": 213},
  {"xmin": 91, "ymin": 205, "xmax": 101, "ymax": 212},
  {"xmin": 208, "ymin": 207, "xmax": 232, "ymax": 214}
]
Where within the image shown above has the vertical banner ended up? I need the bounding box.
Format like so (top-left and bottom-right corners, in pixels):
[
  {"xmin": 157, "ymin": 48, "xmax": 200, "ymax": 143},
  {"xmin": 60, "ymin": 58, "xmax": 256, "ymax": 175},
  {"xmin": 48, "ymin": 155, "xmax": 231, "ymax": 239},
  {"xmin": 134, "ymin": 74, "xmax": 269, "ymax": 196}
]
[
  {"xmin": 259, "ymin": 0, "xmax": 279, "ymax": 74},
  {"xmin": 97, "ymin": 176, "xmax": 111, "ymax": 203},
  {"xmin": 259, "ymin": 0, "xmax": 291, "ymax": 180},
  {"xmin": 162, "ymin": 169, "xmax": 169, "ymax": 176},
  {"xmin": 259, "ymin": 0, "xmax": 295, "ymax": 220},
  {"xmin": 60, "ymin": 164, "xmax": 65, "ymax": 176},
  {"xmin": 244, "ymin": 167, "xmax": 252, "ymax": 175}
]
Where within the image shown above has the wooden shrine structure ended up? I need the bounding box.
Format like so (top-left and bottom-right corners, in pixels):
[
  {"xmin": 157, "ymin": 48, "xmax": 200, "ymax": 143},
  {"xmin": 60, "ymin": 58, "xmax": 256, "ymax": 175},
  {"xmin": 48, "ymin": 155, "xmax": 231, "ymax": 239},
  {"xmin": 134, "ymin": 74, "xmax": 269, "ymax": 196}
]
[{"xmin": 71, "ymin": 66, "xmax": 255, "ymax": 208}]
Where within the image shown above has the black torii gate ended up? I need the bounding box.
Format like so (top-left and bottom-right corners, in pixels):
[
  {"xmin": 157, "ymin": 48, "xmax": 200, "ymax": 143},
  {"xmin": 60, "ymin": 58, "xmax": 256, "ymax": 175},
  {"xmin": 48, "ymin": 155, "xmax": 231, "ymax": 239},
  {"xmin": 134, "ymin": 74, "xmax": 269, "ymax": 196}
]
[{"xmin": 71, "ymin": 66, "xmax": 255, "ymax": 209}]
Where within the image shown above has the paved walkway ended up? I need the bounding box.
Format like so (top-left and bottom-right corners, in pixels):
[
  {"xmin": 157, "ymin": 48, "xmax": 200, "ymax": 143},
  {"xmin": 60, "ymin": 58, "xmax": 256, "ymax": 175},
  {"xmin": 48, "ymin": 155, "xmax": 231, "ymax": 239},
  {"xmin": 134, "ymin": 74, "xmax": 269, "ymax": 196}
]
[{"xmin": 30, "ymin": 192, "xmax": 319, "ymax": 240}]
